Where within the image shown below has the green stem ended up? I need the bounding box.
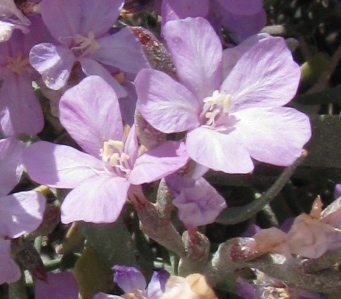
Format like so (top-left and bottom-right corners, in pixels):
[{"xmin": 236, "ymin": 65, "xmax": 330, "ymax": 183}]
[
  {"xmin": 34, "ymin": 236, "xmax": 42, "ymax": 254},
  {"xmin": 44, "ymin": 258, "xmax": 62, "ymax": 272},
  {"xmin": 216, "ymin": 152, "xmax": 307, "ymax": 225},
  {"xmin": 9, "ymin": 270, "xmax": 27, "ymax": 299}
]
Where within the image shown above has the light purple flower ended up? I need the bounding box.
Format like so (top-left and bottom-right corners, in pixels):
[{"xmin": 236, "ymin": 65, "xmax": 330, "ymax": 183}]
[
  {"xmin": 135, "ymin": 17, "xmax": 311, "ymax": 174},
  {"xmin": 93, "ymin": 265, "xmax": 169, "ymax": 299},
  {"xmin": 29, "ymin": 0, "xmax": 149, "ymax": 98},
  {"xmin": 24, "ymin": 76, "xmax": 188, "ymax": 224},
  {"xmin": 94, "ymin": 266, "xmax": 169, "ymax": 299},
  {"xmin": 0, "ymin": 17, "xmax": 45, "ymax": 136},
  {"xmin": 160, "ymin": 0, "xmax": 266, "ymax": 42},
  {"xmin": 35, "ymin": 272, "xmax": 79, "ymax": 299},
  {"xmin": 113, "ymin": 265, "xmax": 147, "ymax": 293},
  {"xmin": 169, "ymin": 176, "xmax": 227, "ymax": 228}
]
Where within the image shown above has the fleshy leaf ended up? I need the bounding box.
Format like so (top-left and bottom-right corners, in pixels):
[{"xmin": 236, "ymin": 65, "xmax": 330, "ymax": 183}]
[
  {"xmin": 74, "ymin": 244, "xmax": 113, "ymax": 299},
  {"xmin": 78, "ymin": 219, "xmax": 136, "ymax": 266}
]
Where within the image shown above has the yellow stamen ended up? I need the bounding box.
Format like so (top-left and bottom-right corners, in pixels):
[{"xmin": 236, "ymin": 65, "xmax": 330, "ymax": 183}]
[
  {"xmin": 203, "ymin": 90, "xmax": 232, "ymax": 126},
  {"xmin": 100, "ymin": 139, "xmax": 131, "ymax": 174},
  {"xmin": 7, "ymin": 51, "xmax": 29, "ymax": 74},
  {"xmin": 72, "ymin": 31, "xmax": 100, "ymax": 56}
]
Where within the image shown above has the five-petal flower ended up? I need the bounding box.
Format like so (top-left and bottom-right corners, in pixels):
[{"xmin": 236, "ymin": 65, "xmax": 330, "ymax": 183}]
[
  {"xmin": 135, "ymin": 17, "xmax": 311, "ymax": 174},
  {"xmin": 24, "ymin": 76, "xmax": 188, "ymax": 224}
]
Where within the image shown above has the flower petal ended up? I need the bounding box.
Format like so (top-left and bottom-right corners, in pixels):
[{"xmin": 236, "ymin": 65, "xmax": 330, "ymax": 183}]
[
  {"xmin": 147, "ymin": 270, "xmax": 170, "ymax": 299},
  {"xmin": 287, "ymin": 215, "xmax": 334, "ymax": 258},
  {"xmin": 215, "ymin": 0, "xmax": 263, "ymax": 15},
  {"xmin": 135, "ymin": 69, "xmax": 200, "ymax": 133},
  {"xmin": 173, "ymin": 178, "xmax": 227, "ymax": 228},
  {"xmin": 321, "ymin": 196, "xmax": 341, "ymax": 228},
  {"xmin": 77, "ymin": 0, "xmax": 124, "ymax": 37},
  {"xmin": 221, "ymin": 36, "xmax": 301, "ymax": 110},
  {"xmin": 61, "ymin": 175, "xmax": 129, "ymax": 224},
  {"xmin": 254, "ymin": 227, "xmax": 290, "ymax": 257},
  {"xmin": 129, "ymin": 141, "xmax": 189, "ymax": 185},
  {"xmin": 40, "ymin": 0, "xmax": 82, "ymax": 42},
  {"xmin": 231, "ymin": 107, "xmax": 311, "ymax": 166},
  {"xmin": 163, "ymin": 17, "xmax": 222, "ymax": 100},
  {"xmin": 0, "ymin": 191, "xmax": 46, "ymax": 238},
  {"xmin": 35, "ymin": 272, "xmax": 79, "ymax": 299},
  {"xmin": 118, "ymin": 81, "xmax": 137, "ymax": 126},
  {"xmin": 0, "ymin": 137, "xmax": 24, "ymax": 197},
  {"xmin": 222, "ymin": 33, "xmax": 269, "ymax": 78},
  {"xmin": 29, "ymin": 43, "xmax": 75, "ymax": 90},
  {"xmin": 113, "ymin": 265, "xmax": 147, "ymax": 293},
  {"xmin": 0, "ymin": 74, "xmax": 44, "ymax": 136},
  {"xmin": 220, "ymin": 9, "xmax": 266, "ymax": 43},
  {"xmin": 60, "ymin": 76, "xmax": 123, "ymax": 157},
  {"xmin": 123, "ymin": 124, "xmax": 139, "ymax": 168},
  {"xmin": 80, "ymin": 57, "xmax": 127, "ymax": 98},
  {"xmin": 94, "ymin": 27, "xmax": 149, "ymax": 74},
  {"xmin": 161, "ymin": 0, "xmax": 209, "ymax": 26},
  {"xmin": 23, "ymin": 141, "xmax": 103, "ymax": 188},
  {"xmin": 0, "ymin": 239, "xmax": 21, "ymax": 285},
  {"xmin": 0, "ymin": 20, "xmax": 27, "ymax": 43},
  {"xmin": 186, "ymin": 127, "xmax": 254, "ymax": 174}
]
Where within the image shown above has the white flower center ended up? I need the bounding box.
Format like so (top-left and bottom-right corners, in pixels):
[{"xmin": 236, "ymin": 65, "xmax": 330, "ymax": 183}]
[
  {"xmin": 262, "ymin": 287, "xmax": 291, "ymax": 299},
  {"xmin": 6, "ymin": 51, "xmax": 29, "ymax": 74},
  {"xmin": 100, "ymin": 139, "xmax": 131, "ymax": 175},
  {"xmin": 71, "ymin": 31, "xmax": 100, "ymax": 57},
  {"xmin": 202, "ymin": 90, "xmax": 232, "ymax": 127}
]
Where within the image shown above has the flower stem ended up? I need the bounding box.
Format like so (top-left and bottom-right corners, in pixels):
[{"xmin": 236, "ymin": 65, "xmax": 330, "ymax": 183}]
[
  {"xmin": 9, "ymin": 270, "xmax": 27, "ymax": 299},
  {"xmin": 216, "ymin": 151, "xmax": 307, "ymax": 225}
]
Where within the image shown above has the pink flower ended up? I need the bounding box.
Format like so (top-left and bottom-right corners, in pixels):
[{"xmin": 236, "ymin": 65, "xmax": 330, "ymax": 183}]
[
  {"xmin": 24, "ymin": 76, "xmax": 188, "ymax": 224},
  {"xmin": 135, "ymin": 17, "xmax": 311, "ymax": 174},
  {"xmin": 170, "ymin": 176, "xmax": 227, "ymax": 228},
  {"xmin": 29, "ymin": 0, "xmax": 149, "ymax": 98}
]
